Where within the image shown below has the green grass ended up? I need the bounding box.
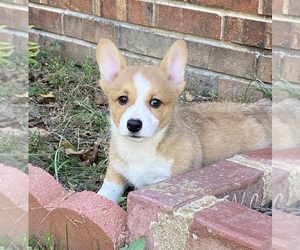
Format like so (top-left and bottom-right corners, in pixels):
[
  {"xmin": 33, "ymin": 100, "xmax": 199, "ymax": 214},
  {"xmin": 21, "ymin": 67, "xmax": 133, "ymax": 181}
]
[
  {"xmin": 238, "ymin": 78, "xmax": 272, "ymax": 103},
  {"xmin": 29, "ymin": 50, "xmax": 110, "ymax": 193},
  {"xmin": 273, "ymin": 79, "xmax": 300, "ymax": 100}
]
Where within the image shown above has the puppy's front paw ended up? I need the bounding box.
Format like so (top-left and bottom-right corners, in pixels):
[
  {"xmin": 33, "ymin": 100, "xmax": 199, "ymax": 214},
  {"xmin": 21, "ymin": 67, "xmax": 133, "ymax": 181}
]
[{"xmin": 97, "ymin": 179, "xmax": 125, "ymax": 203}]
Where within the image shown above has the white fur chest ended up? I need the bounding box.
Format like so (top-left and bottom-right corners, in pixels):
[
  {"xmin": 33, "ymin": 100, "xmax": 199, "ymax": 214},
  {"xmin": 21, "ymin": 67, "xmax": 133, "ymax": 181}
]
[{"xmin": 111, "ymin": 127, "xmax": 173, "ymax": 189}]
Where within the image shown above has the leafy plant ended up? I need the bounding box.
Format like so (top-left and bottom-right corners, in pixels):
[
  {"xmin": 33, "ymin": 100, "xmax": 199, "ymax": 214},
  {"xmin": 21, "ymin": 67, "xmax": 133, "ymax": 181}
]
[
  {"xmin": 28, "ymin": 25, "xmax": 40, "ymax": 64},
  {"xmin": 0, "ymin": 25, "xmax": 14, "ymax": 65},
  {"xmin": 120, "ymin": 237, "xmax": 146, "ymax": 250}
]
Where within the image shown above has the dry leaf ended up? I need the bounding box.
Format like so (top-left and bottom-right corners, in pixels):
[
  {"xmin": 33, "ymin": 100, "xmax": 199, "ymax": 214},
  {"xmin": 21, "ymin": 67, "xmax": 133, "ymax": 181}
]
[
  {"xmin": 94, "ymin": 92, "xmax": 108, "ymax": 106},
  {"xmin": 65, "ymin": 148, "xmax": 89, "ymax": 156},
  {"xmin": 40, "ymin": 92, "xmax": 54, "ymax": 98},
  {"xmin": 36, "ymin": 92, "xmax": 55, "ymax": 104}
]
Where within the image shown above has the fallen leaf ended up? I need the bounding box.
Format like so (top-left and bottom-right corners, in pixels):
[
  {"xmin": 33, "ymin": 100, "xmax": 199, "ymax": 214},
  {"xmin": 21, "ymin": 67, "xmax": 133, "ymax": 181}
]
[
  {"xmin": 60, "ymin": 141, "xmax": 73, "ymax": 148},
  {"xmin": 83, "ymin": 139, "xmax": 101, "ymax": 166},
  {"xmin": 94, "ymin": 92, "xmax": 108, "ymax": 106},
  {"xmin": 40, "ymin": 92, "xmax": 54, "ymax": 98},
  {"xmin": 65, "ymin": 148, "xmax": 90, "ymax": 156},
  {"xmin": 36, "ymin": 92, "xmax": 55, "ymax": 104},
  {"xmin": 28, "ymin": 118, "xmax": 46, "ymax": 128}
]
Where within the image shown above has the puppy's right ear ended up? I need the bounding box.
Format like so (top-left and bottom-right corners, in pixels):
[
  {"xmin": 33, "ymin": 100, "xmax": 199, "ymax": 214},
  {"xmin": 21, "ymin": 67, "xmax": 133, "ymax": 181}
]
[{"xmin": 96, "ymin": 39, "xmax": 127, "ymax": 84}]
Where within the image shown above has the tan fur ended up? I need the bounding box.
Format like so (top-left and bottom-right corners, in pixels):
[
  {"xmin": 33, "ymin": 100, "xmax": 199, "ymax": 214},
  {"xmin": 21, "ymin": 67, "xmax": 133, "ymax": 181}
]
[
  {"xmin": 96, "ymin": 39, "xmax": 272, "ymax": 199},
  {"xmin": 159, "ymin": 100, "xmax": 271, "ymax": 175}
]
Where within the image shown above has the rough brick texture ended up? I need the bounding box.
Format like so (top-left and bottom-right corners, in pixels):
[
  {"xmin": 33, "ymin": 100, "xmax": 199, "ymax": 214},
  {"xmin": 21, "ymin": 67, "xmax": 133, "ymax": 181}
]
[
  {"xmin": 29, "ymin": 165, "xmax": 127, "ymax": 250},
  {"xmin": 273, "ymin": 209, "xmax": 300, "ymax": 249},
  {"xmin": 0, "ymin": 164, "xmax": 28, "ymax": 247},
  {"xmin": 188, "ymin": 202, "xmax": 271, "ymax": 250},
  {"xmin": 2, "ymin": 3, "xmax": 28, "ymax": 31},
  {"xmin": 127, "ymin": 148, "xmax": 271, "ymax": 249},
  {"xmin": 1, "ymin": 148, "xmax": 275, "ymax": 249},
  {"xmin": 273, "ymin": 0, "xmax": 300, "ymax": 85},
  {"xmin": 29, "ymin": 0, "xmax": 272, "ymax": 97}
]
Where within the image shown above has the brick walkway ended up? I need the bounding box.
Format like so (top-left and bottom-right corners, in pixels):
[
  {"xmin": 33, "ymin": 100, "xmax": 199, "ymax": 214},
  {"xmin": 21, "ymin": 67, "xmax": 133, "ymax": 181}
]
[{"xmin": 2, "ymin": 147, "xmax": 299, "ymax": 249}]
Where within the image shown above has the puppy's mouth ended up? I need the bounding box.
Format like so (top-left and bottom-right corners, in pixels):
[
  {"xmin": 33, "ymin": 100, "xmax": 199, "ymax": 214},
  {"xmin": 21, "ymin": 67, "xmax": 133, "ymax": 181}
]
[{"xmin": 127, "ymin": 134, "xmax": 145, "ymax": 141}]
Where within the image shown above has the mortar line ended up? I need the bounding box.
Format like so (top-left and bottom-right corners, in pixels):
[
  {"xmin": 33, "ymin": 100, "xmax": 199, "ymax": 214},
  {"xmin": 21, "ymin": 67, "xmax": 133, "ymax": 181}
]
[{"xmin": 141, "ymin": 0, "xmax": 271, "ymax": 22}]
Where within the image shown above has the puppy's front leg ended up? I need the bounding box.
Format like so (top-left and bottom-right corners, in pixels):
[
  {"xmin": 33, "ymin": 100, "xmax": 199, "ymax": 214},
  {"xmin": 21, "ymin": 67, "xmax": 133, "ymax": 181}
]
[{"xmin": 97, "ymin": 165, "xmax": 127, "ymax": 203}]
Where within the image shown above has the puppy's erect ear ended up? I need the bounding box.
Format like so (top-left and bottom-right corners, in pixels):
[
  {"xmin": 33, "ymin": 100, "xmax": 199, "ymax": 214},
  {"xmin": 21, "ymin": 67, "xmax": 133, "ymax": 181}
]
[
  {"xmin": 96, "ymin": 39, "xmax": 127, "ymax": 84},
  {"xmin": 159, "ymin": 40, "xmax": 188, "ymax": 86}
]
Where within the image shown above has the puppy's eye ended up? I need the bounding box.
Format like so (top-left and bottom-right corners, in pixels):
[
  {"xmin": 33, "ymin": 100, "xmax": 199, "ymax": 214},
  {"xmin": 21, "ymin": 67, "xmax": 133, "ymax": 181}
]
[
  {"xmin": 150, "ymin": 98, "xmax": 161, "ymax": 108},
  {"xmin": 118, "ymin": 96, "xmax": 128, "ymax": 105}
]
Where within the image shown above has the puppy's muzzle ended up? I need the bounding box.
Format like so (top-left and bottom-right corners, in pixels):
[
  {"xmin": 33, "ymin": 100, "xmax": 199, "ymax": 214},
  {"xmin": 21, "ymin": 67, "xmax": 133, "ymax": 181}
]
[{"xmin": 127, "ymin": 119, "xmax": 143, "ymax": 133}]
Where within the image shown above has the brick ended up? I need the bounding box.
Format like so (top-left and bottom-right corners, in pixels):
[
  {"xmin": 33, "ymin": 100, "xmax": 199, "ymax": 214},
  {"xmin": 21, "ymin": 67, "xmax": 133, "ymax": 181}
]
[
  {"xmin": 185, "ymin": 67, "xmax": 218, "ymax": 97},
  {"xmin": 259, "ymin": 0, "xmax": 272, "ymax": 15},
  {"xmin": 119, "ymin": 26, "xmax": 177, "ymax": 59},
  {"xmin": 187, "ymin": 0, "xmax": 259, "ymax": 14},
  {"xmin": 29, "ymin": 7, "xmax": 62, "ymax": 34},
  {"xmin": 281, "ymin": 56, "xmax": 300, "ymax": 83},
  {"xmin": 63, "ymin": 15, "xmax": 118, "ymax": 44},
  {"xmin": 156, "ymin": 5, "xmax": 221, "ymax": 40},
  {"xmin": 127, "ymin": 0, "xmax": 154, "ymax": 27},
  {"xmin": 0, "ymin": 164, "xmax": 28, "ymax": 246},
  {"xmin": 127, "ymin": 160, "xmax": 266, "ymax": 248},
  {"xmin": 257, "ymin": 56, "xmax": 272, "ymax": 83},
  {"xmin": 273, "ymin": 209, "xmax": 300, "ymax": 249},
  {"xmin": 224, "ymin": 17, "xmax": 272, "ymax": 49},
  {"xmin": 188, "ymin": 202, "xmax": 271, "ymax": 249},
  {"xmin": 1, "ymin": 5, "xmax": 28, "ymax": 31},
  {"xmin": 287, "ymin": 0, "xmax": 300, "ymax": 16},
  {"xmin": 102, "ymin": 0, "xmax": 126, "ymax": 21},
  {"xmin": 272, "ymin": 167, "xmax": 290, "ymax": 207},
  {"xmin": 74, "ymin": 21, "xmax": 257, "ymax": 80},
  {"xmin": 273, "ymin": 20, "xmax": 300, "ymax": 50},
  {"xmin": 156, "ymin": 5, "xmax": 183, "ymax": 34},
  {"xmin": 273, "ymin": 147, "xmax": 300, "ymax": 164},
  {"xmin": 39, "ymin": 35, "xmax": 91, "ymax": 65},
  {"xmin": 217, "ymin": 79, "xmax": 264, "ymax": 102},
  {"xmin": 243, "ymin": 148, "xmax": 272, "ymax": 165},
  {"xmin": 48, "ymin": 0, "xmax": 93, "ymax": 14},
  {"xmin": 272, "ymin": 147, "xmax": 300, "ymax": 206},
  {"xmin": 29, "ymin": 32, "xmax": 39, "ymax": 43},
  {"xmin": 29, "ymin": 165, "xmax": 127, "ymax": 250},
  {"xmin": 272, "ymin": 0, "xmax": 283, "ymax": 14},
  {"xmin": 188, "ymin": 41, "xmax": 256, "ymax": 79}
]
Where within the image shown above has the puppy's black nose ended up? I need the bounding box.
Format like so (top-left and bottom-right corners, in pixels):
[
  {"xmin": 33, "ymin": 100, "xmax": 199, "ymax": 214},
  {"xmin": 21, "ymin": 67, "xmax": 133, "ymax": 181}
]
[{"xmin": 127, "ymin": 119, "xmax": 142, "ymax": 133}]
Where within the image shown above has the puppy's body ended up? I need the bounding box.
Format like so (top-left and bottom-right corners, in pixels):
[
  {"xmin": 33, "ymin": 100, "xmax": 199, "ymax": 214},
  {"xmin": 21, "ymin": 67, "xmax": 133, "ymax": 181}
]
[{"xmin": 96, "ymin": 39, "xmax": 271, "ymax": 203}]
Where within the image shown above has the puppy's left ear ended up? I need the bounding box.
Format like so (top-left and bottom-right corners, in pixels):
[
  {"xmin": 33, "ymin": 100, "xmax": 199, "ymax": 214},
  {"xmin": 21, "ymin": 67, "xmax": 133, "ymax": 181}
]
[
  {"xmin": 96, "ymin": 39, "xmax": 127, "ymax": 85},
  {"xmin": 159, "ymin": 40, "xmax": 188, "ymax": 89}
]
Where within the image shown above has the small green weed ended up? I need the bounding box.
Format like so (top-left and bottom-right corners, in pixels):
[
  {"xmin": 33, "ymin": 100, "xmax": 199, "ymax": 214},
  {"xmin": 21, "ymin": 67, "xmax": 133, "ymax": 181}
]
[
  {"xmin": 235, "ymin": 78, "xmax": 272, "ymax": 103},
  {"xmin": 273, "ymin": 79, "xmax": 300, "ymax": 100},
  {"xmin": 28, "ymin": 26, "xmax": 40, "ymax": 65},
  {"xmin": 0, "ymin": 25, "xmax": 14, "ymax": 65},
  {"xmin": 120, "ymin": 237, "xmax": 146, "ymax": 250}
]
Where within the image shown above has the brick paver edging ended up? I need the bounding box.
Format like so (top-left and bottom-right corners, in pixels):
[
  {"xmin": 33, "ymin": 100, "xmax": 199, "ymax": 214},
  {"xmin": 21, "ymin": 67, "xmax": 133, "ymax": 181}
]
[{"xmin": 1, "ymin": 148, "xmax": 273, "ymax": 249}]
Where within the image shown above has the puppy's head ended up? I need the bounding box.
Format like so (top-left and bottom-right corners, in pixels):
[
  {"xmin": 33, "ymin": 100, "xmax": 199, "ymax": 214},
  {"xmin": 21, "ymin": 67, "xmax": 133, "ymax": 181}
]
[{"xmin": 96, "ymin": 39, "xmax": 188, "ymax": 140}]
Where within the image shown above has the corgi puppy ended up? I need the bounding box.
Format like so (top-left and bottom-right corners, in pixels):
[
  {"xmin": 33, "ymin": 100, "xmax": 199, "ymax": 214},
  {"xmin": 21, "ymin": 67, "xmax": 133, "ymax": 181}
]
[{"xmin": 96, "ymin": 39, "xmax": 272, "ymax": 203}]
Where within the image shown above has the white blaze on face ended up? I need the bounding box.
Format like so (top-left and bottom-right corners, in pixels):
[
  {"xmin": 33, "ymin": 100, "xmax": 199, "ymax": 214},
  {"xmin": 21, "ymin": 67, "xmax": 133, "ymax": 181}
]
[{"xmin": 118, "ymin": 74, "xmax": 159, "ymax": 138}]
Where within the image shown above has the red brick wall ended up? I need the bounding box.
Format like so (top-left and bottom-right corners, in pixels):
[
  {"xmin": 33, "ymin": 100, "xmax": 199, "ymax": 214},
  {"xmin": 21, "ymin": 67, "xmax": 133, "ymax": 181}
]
[
  {"xmin": 273, "ymin": 0, "xmax": 300, "ymax": 90},
  {"xmin": 29, "ymin": 0, "xmax": 272, "ymax": 98}
]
